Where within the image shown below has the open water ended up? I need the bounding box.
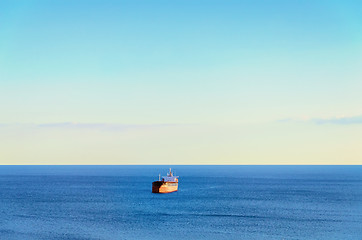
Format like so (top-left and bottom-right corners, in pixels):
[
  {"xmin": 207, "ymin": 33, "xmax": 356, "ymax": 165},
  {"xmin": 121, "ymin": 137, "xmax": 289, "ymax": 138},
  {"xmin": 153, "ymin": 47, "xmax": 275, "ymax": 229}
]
[{"xmin": 0, "ymin": 165, "xmax": 361, "ymax": 240}]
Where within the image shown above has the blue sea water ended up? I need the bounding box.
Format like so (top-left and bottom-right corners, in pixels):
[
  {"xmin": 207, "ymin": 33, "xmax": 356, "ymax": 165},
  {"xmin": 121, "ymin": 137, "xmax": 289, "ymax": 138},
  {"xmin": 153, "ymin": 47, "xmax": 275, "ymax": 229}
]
[{"xmin": 0, "ymin": 165, "xmax": 361, "ymax": 240}]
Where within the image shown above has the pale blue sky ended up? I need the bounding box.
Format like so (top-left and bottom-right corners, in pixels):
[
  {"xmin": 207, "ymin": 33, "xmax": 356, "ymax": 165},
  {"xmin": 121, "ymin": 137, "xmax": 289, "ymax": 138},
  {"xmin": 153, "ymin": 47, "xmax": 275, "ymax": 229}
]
[{"xmin": 1, "ymin": 0, "xmax": 361, "ymax": 164}]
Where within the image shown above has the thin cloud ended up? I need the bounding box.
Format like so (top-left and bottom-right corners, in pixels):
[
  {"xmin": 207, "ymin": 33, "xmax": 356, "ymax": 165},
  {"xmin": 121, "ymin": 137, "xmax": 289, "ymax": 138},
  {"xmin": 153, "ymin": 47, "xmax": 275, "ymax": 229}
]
[
  {"xmin": 312, "ymin": 115, "xmax": 362, "ymax": 125},
  {"xmin": 279, "ymin": 115, "xmax": 362, "ymax": 125}
]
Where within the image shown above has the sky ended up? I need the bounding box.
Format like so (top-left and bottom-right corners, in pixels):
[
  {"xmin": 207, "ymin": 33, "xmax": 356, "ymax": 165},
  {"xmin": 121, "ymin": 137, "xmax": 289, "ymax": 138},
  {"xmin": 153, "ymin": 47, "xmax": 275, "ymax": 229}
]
[{"xmin": 0, "ymin": 0, "xmax": 361, "ymax": 164}]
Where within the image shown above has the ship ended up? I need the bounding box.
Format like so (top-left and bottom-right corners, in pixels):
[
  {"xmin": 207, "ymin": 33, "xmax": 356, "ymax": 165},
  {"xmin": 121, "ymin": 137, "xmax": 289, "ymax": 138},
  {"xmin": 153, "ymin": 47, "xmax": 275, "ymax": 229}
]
[{"xmin": 152, "ymin": 168, "xmax": 179, "ymax": 193}]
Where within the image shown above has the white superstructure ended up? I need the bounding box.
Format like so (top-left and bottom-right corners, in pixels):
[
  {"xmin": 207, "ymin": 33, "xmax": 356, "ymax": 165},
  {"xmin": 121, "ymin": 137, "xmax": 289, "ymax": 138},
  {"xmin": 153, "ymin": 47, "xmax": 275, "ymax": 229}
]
[{"xmin": 162, "ymin": 168, "xmax": 179, "ymax": 182}]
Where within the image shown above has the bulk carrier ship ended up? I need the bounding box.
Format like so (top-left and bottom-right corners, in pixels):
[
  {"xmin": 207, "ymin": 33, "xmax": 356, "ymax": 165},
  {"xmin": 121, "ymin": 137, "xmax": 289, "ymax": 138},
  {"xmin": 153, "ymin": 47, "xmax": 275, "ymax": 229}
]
[{"xmin": 152, "ymin": 168, "xmax": 178, "ymax": 193}]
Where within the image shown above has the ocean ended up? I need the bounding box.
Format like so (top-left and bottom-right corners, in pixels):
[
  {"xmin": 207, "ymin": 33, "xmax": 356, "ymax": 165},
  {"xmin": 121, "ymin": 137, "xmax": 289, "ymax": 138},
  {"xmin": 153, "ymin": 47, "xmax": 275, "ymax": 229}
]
[{"xmin": 0, "ymin": 165, "xmax": 361, "ymax": 240}]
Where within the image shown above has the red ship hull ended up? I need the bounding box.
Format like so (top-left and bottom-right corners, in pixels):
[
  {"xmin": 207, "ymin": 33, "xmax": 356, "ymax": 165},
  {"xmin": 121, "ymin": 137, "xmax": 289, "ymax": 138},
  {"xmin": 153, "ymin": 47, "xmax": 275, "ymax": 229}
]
[{"xmin": 152, "ymin": 181, "xmax": 178, "ymax": 193}]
